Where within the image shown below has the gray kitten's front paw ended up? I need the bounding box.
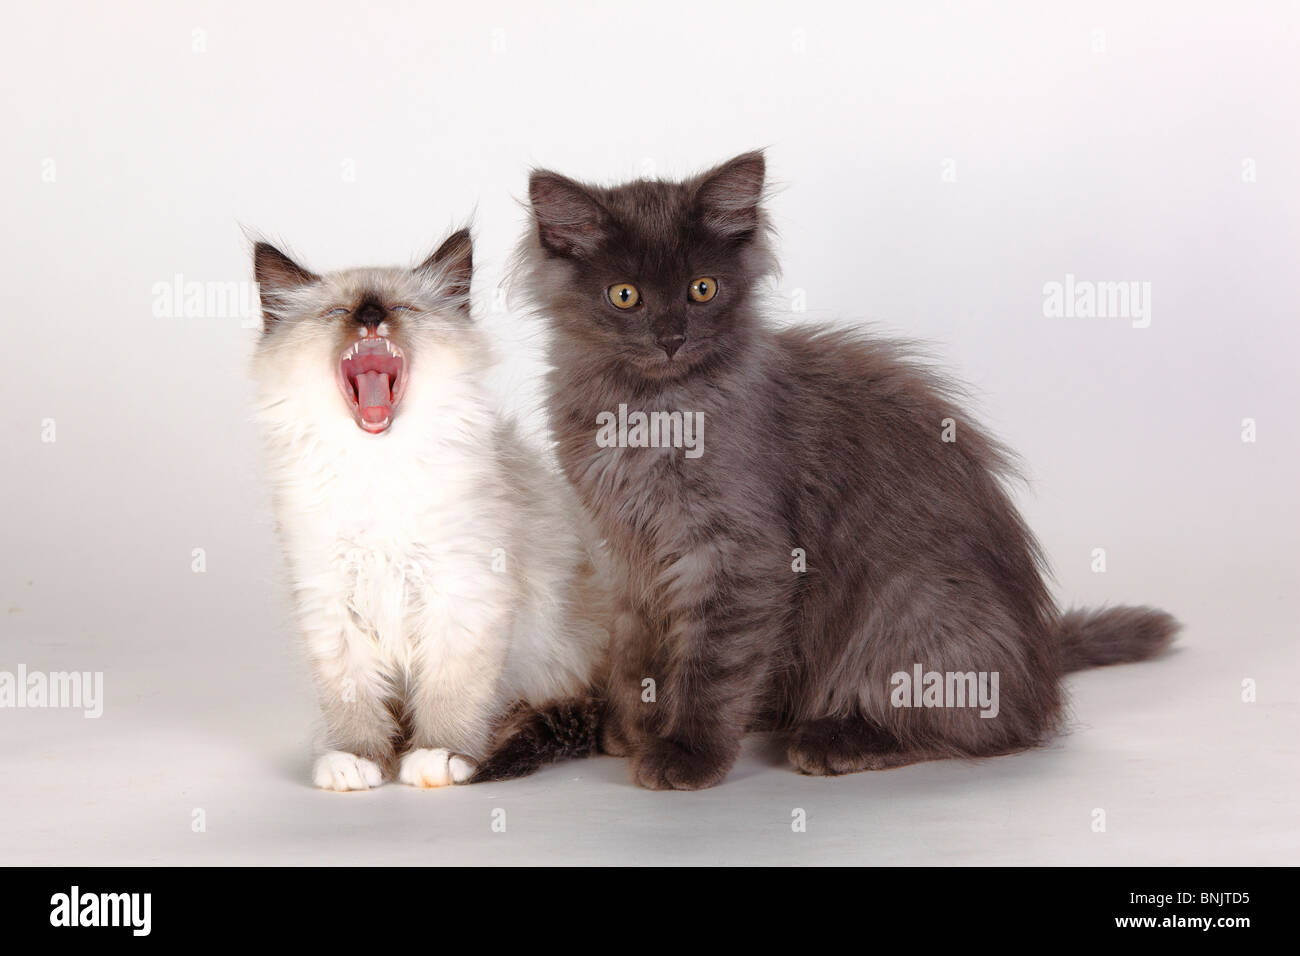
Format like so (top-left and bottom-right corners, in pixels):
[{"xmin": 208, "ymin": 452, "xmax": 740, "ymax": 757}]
[{"xmin": 631, "ymin": 737, "xmax": 735, "ymax": 791}]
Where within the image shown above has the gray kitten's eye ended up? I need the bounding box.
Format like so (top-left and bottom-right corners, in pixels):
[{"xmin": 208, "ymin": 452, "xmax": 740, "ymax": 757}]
[
  {"xmin": 325, "ymin": 307, "xmax": 350, "ymax": 317},
  {"xmin": 608, "ymin": 283, "xmax": 640, "ymax": 310},
  {"xmin": 689, "ymin": 277, "xmax": 718, "ymax": 303}
]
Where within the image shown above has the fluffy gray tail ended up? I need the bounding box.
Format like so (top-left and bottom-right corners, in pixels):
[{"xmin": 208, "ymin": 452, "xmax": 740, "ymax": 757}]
[
  {"xmin": 469, "ymin": 698, "xmax": 603, "ymax": 784},
  {"xmin": 1057, "ymin": 605, "xmax": 1179, "ymax": 673}
]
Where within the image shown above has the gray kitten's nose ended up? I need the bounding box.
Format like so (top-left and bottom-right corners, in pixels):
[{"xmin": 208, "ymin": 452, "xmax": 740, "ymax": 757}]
[{"xmin": 657, "ymin": 334, "xmax": 685, "ymax": 358}]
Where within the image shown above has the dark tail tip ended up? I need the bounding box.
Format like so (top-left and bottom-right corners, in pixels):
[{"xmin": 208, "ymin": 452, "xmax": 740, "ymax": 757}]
[
  {"xmin": 1058, "ymin": 605, "xmax": 1180, "ymax": 673},
  {"xmin": 470, "ymin": 698, "xmax": 603, "ymax": 784}
]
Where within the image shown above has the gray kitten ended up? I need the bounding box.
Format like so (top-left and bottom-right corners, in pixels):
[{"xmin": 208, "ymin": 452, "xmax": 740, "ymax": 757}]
[{"xmin": 501, "ymin": 151, "xmax": 1177, "ymax": 791}]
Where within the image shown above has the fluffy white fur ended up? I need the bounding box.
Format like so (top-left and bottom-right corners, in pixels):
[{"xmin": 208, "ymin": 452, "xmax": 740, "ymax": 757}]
[{"xmin": 251, "ymin": 238, "xmax": 609, "ymax": 791}]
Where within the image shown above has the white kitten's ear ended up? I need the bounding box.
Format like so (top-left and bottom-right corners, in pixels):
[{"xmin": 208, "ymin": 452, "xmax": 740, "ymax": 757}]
[
  {"xmin": 529, "ymin": 171, "xmax": 610, "ymax": 258},
  {"xmin": 416, "ymin": 227, "xmax": 473, "ymax": 313},
  {"xmin": 254, "ymin": 242, "xmax": 318, "ymax": 330},
  {"xmin": 694, "ymin": 150, "xmax": 766, "ymax": 240}
]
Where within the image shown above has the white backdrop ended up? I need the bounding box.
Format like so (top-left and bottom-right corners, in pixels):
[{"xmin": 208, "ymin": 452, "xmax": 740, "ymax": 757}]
[{"xmin": 1, "ymin": 1, "xmax": 1296, "ymax": 864}]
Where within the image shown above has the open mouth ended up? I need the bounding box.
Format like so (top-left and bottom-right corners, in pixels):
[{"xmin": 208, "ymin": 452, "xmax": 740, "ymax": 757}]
[{"xmin": 337, "ymin": 337, "xmax": 407, "ymax": 434}]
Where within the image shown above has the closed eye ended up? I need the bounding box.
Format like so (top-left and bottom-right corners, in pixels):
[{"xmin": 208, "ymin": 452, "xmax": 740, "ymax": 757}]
[
  {"xmin": 325, "ymin": 307, "xmax": 350, "ymax": 317},
  {"xmin": 391, "ymin": 304, "xmax": 415, "ymax": 312}
]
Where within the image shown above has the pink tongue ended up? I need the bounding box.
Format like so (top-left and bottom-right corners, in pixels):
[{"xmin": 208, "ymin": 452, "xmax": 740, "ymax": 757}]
[{"xmin": 355, "ymin": 371, "xmax": 392, "ymax": 424}]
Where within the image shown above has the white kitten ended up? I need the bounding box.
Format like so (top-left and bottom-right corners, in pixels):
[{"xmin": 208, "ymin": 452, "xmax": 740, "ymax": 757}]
[{"xmin": 250, "ymin": 229, "xmax": 609, "ymax": 790}]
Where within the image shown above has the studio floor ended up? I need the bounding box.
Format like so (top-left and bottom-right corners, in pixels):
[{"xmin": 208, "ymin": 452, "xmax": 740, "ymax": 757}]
[{"xmin": 2, "ymin": 557, "xmax": 1294, "ymax": 866}]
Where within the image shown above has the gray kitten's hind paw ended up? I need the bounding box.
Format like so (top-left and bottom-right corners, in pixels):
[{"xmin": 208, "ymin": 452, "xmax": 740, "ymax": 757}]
[{"xmin": 787, "ymin": 717, "xmax": 923, "ymax": 775}]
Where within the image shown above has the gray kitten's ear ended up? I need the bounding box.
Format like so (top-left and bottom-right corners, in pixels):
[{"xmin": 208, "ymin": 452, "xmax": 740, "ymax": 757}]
[
  {"xmin": 254, "ymin": 242, "xmax": 318, "ymax": 330},
  {"xmin": 694, "ymin": 150, "xmax": 766, "ymax": 239},
  {"xmin": 529, "ymin": 171, "xmax": 610, "ymax": 258},
  {"xmin": 417, "ymin": 227, "xmax": 473, "ymax": 312}
]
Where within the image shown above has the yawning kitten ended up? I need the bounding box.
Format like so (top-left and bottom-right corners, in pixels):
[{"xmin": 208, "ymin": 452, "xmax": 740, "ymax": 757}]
[
  {"xmin": 518, "ymin": 152, "xmax": 1178, "ymax": 790},
  {"xmin": 250, "ymin": 229, "xmax": 610, "ymax": 790}
]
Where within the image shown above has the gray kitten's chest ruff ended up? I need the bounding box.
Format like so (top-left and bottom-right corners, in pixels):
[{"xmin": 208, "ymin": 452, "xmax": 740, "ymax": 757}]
[{"xmin": 550, "ymin": 373, "xmax": 795, "ymax": 624}]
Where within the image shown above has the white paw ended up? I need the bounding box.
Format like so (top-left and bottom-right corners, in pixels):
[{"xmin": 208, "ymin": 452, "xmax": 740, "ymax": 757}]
[
  {"xmin": 312, "ymin": 751, "xmax": 384, "ymax": 792},
  {"xmin": 398, "ymin": 748, "xmax": 478, "ymax": 788},
  {"xmin": 449, "ymin": 753, "xmax": 477, "ymax": 783}
]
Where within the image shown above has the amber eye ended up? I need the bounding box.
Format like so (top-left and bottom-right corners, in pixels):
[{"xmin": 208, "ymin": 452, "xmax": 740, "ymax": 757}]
[
  {"xmin": 689, "ymin": 277, "xmax": 718, "ymax": 302},
  {"xmin": 608, "ymin": 283, "xmax": 641, "ymax": 310}
]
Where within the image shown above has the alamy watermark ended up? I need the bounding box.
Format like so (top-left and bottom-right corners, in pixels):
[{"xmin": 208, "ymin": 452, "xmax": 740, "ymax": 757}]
[
  {"xmin": 50, "ymin": 886, "xmax": 150, "ymax": 936},
  {"xmin": 0, "ymin": 665, "xmax": 103, "ymax": 718},
  {"xmin": 890, "ymin": 664, "xmax": 999, "ymax": 718},
  {"xmin": 152, "ymin": 274, "xmax": 260, "ymax": 327},
  {"xmin": 596, "ymin": 403, "xmax": 705, "ymax": 459},
  {"xmin": 1042, "ymin": 274, "xmax": 1152, "ymax": 328}
]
